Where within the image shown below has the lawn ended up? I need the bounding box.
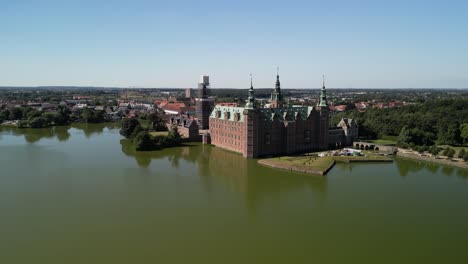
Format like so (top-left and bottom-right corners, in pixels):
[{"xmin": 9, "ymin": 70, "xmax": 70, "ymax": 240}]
[
  {"xmin": 438, "ymin": 145, "xmax": 468, "ymax": 156},
  {"xmin": 149, "ymin": 131, "xmax": 169, "ymax": 137},
  {"xmin": 259, "ymin": 152, "xmax": 392, "ymax": 175}
]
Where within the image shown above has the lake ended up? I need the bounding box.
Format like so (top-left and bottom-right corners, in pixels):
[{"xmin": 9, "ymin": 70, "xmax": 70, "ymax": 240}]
[{"xmin": 1, "ymin": 124, "xmax": 467, "ymax": 263}]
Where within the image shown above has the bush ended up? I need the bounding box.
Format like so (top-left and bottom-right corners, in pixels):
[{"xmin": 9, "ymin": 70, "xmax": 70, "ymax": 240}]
[
  {"xmin": 29, "ymin": 117, "xmax": 47, "ymax": 128},
  {"xmin": 464, "ymin": 152, "xmax": 468, "ymax": 162},
  {"xmin": 16, "ymin": 120, "xmax": 28, "ymax": 128},
  {"xmin": 458, "ymin": 149, "xmax": 466, "ymax": 159},
  {"xmin": 133, "ymin": 131, "xmax": 155, "ymax": 151},
  {"xmin": 442, "ymin": 148, "xmax": 450, "ymax": 156},
  {"xmin": 447, "ymin": 148, "xmax": 455, "ymax": 158},
  {"xmin": 429, "ymin": 146, "xmax": 441, "ymax": 156}
]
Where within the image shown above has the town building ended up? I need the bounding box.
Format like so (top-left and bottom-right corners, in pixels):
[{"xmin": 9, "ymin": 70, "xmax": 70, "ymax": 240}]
[
  {"xmin": 207, "ymin": 74, "xmax": 358, "ymax": 158},
  {"xmin": 195, "ymin": 75, "xmax": 215, "ymax": 130}
]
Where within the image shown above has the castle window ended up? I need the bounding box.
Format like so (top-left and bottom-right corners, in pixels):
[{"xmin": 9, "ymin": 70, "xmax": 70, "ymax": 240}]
[{"xmin": 265, "ymin": 133, "xmax": 271, "ymax": 145}]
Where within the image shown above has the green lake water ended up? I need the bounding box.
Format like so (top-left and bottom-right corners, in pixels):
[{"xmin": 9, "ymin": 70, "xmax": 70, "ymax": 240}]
[{"xmin": 1, "ymin": 124, "xmax": 467, "ymax": 263}]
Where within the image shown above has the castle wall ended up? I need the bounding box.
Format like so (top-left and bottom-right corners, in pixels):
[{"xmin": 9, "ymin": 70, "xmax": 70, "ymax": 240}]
[{"xmin": 209, "ymin": 117, "xmax": 246, "ymax": 155}]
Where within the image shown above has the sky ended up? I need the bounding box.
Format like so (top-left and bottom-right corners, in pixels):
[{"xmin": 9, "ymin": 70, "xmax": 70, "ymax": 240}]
[{"xmin": 0, "ymin": 0, "xmax": 467, "ymax": 89}]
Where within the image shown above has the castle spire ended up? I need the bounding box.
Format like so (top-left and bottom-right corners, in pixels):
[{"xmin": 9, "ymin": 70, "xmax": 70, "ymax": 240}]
[
  {"xmin": 275, "ymin": 66, "xmax": 281, "ymax": 90},
  {"xmin": 246, "ymin": 74, "xmax": 256, "ymax": 109},
  {"xmin": 270, "ymin": 67, "xmax": 283, "ymax": 108},
  {"xmin": 319, "ymin": 74, "xmax": 328, "ymax": 107}
]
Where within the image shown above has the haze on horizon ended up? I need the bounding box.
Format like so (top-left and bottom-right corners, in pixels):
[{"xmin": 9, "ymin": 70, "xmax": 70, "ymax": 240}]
[{"xmin": 1, "ymin": 0, "xmax": 467, "ymax": 89}]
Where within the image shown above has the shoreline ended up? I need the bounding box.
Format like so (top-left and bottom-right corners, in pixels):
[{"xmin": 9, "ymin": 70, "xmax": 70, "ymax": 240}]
[{"xmin": 396, "ymin": 152, "xmax": 468, "ymax": 169}]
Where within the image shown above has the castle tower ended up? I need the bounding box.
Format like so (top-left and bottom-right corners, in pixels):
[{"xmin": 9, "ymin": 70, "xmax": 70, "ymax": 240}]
[
  {"xmin": 270, "ymin": 68, "xmax": 284, "ymax": 108},
  {"xmin": 319, "ymin": 74, "xmax": 328, "ymax": 107},
  {"xmin": 196, "ymin": 75, "xmax": 214, "ymax": 129},
  {"xmin": 245, "ymin": 74, "xmax": 256, "ymax": 109},
  {"xmin": 318, "ymin": 75, "xmax": 329, "ymax": 149}
]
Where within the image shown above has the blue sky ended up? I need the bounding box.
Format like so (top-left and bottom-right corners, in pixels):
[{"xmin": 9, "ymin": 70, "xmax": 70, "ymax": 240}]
[{"xmin": 1, "ymin": 0, "xmax": 467, "ymax": 88}]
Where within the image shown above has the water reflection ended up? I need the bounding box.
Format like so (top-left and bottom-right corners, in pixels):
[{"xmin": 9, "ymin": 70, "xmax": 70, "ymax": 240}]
[
  {"xmin": 395, "ymin": 157, "xmax": 467, "ymax": 179},
  {"xmin": 120, "ymin": 140, "xmax": 329, "ymax": 213},
  {"xmin": 0, "ymin": 125, "xmax": 71, "ymax": 143},
  {"xmin": 71, "ymin": 123, "xmax": 118, "ymax": 138}
]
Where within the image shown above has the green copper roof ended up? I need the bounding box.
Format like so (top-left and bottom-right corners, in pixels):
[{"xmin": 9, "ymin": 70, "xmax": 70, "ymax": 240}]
[{"xmin": 210, "ymin": 106, "xmax": 246, "ymax": 122}]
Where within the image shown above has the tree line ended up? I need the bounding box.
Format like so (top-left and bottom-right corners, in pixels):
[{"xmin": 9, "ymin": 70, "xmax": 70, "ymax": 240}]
[
  {"xmin": 0, "ymin": 106, "xmax": 107, "ymax": 128},
  {"xmin": 331, "ymin": 98, "xmax": 468, "ymax": 147}
]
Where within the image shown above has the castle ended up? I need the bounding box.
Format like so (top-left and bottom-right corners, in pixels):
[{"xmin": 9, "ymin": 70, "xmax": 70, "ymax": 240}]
[{"xmin": 206, "ymin": 74, "xmax": 358, "ymax": 158}]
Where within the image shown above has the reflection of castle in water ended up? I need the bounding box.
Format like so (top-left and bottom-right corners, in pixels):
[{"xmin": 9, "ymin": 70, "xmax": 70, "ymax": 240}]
[{"xmin": 120, "ymin": 141, "xmax": 329, "ymax": 212}]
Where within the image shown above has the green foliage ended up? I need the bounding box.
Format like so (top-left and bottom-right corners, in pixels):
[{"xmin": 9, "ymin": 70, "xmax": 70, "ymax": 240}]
[
  {"xmin": 42, "ymin": 112, "xmax": 65, "ymax": 125},
  {"xmin": 458, "ymin": 149, "xmax": 466, "ymax": 159},
  {"xmin": 16, "ymin": 120, "xmax": 28, "ymax": 128},
  {"xmin": 27, "ymin": 109, "xmax": 42, "ymax": 120},
  {"xmin": 120, "ymin": 118, "xmax": 141, "ymax": 138},
  {"xmin": 9, "ymin": 108, "xmax": 23, "ymax": 120},
  {"xmin": 397, "ymin": 126, "xmax": 412, "ymax": 147},
  {"xmin": 443, "ymin": 147, "xmax": 456, "ymax": 158},
  {"xmin": 461, "ymin": 123, "xmax": 468, "ymax": 145},
  {"xmin": 133, "ymin": 131, "xmax": 155, "ymax": 151},
  {"xmin": 464, "ymin": 152, "xmax": 468, "ymax": 162},
  {"xmin": 81, "ymin": 107, "xmax": 105, "ymax": 123},
  {"xmin": 429, "ymin": 146, "xmax": 441, "ymax": 156},
  {"xmin": 130, "ymin": 124, "xmax": 144, "ymax": 139},
  {"xmin": 437, "ymin": 124, "xmax": 461, "ymax": 146},
  {"xmin": 29, "ymin": 117, "xmax": 47, "ymax": 128},
  {"xmin": 331, "ymin": 98, "xmax": 468, "ymax": 146},
  {"xmin": 167, "ymin": 125, "xmax": 182, "ymax": 145},
  {"xmin": 0, "ymin": 109, "xmax": 10, "ymax": 120}
]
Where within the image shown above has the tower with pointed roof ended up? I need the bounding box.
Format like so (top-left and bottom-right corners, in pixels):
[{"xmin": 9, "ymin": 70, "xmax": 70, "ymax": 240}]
[
  {"xmin": 270, "ymin": 67, "xmax": 284, "ymax": 108},
  {"xmin": 317, "ymin": 75, "xmax": 329, "ymax": 149},
  {"xmin": 319, "ymin": 75, "xmax": 328, "ymax": 107},
  {"xmin": 245, "ymin": 74, "xmax": 256, "ymax": 109}
]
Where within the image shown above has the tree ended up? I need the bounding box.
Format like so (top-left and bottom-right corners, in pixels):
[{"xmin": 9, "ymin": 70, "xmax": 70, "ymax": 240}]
[
  {"xmin": 147, "ymin": 112, "xmax": 167, "ymax": 131},
  {"xmin": 9, "ymin": 108, "xmax": 23, "ymax": 120},
  {"xmin": 81, "ymin": 107, "xmax": 105, "ymax": 123},
  {"xmin": 57, "ymin": 105, "xmax": 71, "ymax": 124},
  {"xmin": 120, "ymin": 118, "xmax": 141, "ymax": 138},
  {"xmin": 0, "ymin": 109, "xmax": 10, "ymax": 120},
  {"xmin": 167, "ymin": 125, "xmax": 182, "ymax": 146},
  {"xmin": 458, "ymin": 149, "xmax": 466, "ymax": 159},
  {"xmin": 464, "ymin": 152, "xmax": 468, "ymax": 162},
  {"xmin": 133, "ymin": 131, "xmax": 155, "ymax": 151},
  {"xmin": 461, "ymin": 123, "xmax": 468, "ymax": 145},
  {"xmin": 397, "ymin": 126, "xmax": 412, "ymax": 147},
  {"xmin": 29, "ymin": 117, "xmax": 47, "ymax": 128},
  {"xmin": 437, "ymin": 124, "xmax": 461, "ymax": 146}
]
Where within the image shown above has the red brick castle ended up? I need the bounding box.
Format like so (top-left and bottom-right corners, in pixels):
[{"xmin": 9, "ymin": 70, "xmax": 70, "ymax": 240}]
[{"xmin": 208, "ymin": 74, "xmax": 358, "ymax": 158}]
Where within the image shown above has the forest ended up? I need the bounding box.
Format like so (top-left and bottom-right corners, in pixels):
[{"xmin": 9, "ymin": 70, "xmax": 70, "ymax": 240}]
[{"xmin": 330, "ymin": 98, "xmax": 468, "ymax": 147}]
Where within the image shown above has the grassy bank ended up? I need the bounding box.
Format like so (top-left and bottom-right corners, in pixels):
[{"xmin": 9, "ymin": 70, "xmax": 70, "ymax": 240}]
[{"xmin": 258, "ymin": 153, "xmax": 393, "ymax": 176}]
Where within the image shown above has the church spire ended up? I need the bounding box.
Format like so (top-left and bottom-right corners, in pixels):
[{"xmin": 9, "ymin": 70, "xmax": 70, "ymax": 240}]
[
  {"xmin": 319, "ymin": 74, "xmax": 328, "ymax": 107},
  {"xmin": 246, "ymin": 74, "xmax": 256, "ymax": 109}
]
